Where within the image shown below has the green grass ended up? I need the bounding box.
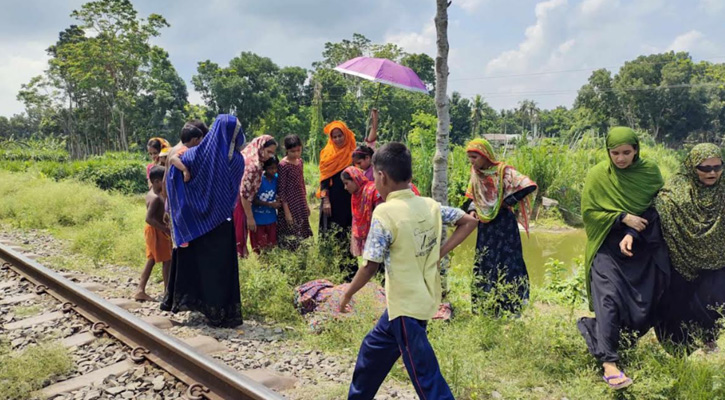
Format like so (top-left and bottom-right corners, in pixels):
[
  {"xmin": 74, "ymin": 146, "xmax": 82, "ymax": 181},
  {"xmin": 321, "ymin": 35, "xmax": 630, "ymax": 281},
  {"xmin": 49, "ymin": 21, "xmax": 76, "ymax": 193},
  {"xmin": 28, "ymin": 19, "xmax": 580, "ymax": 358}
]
[
  {"xmin": 0, "ymin": 170, "xmax": 147, "ymax": 269},
  {"xmin": 11, "ymin": 305, "xmax": 41, "ymax": 318},
  {"xmin": 0, "ymin": 341, "xmax": 73, "ymax": 400},
  {"xmin": 1, "ymin": 170, "xmax": 724, "ymax": 399}
]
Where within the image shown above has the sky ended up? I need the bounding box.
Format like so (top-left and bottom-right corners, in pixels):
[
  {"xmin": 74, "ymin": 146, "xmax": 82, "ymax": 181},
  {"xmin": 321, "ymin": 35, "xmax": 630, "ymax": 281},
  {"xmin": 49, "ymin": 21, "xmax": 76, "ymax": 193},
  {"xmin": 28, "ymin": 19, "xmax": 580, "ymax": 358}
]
[{"xmin": 2, "ymin": 0, "xmax": 725, "ymax": 116}]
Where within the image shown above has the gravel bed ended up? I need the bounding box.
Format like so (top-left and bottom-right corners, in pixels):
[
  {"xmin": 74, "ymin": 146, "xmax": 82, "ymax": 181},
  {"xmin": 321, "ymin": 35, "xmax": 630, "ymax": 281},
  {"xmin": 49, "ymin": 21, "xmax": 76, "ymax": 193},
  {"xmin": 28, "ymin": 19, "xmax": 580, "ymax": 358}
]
[
  {"xmin": 2, "ymin": 227, "xmax": 418, "ymax": 399},
  {"xmin": 51, "ymin": 364, "xmax": 188, "ymax": 400}
]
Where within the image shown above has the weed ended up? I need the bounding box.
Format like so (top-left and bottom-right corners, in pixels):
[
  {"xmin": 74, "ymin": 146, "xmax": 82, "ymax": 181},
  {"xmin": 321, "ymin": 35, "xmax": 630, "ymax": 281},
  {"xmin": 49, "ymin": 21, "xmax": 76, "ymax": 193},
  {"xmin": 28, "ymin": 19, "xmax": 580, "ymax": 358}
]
[{"xmin": 0, "ymin": 341, "xmax": 73, "ymax": 400}]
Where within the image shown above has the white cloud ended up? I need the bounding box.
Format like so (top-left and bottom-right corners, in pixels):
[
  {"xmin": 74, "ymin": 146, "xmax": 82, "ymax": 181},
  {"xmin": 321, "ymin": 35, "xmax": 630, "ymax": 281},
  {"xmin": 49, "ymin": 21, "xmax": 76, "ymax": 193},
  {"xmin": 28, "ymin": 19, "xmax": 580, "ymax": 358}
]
[
  {"xmin": 666, "ymin": 30, "xmax": 719, "ymax": 57},
  {"xmin": 699, "ymin": 0, "xmax": 725, "ymax": 13},
  {"xmin": 0, "ymin": 42, "xmax": 48, "ymax": 115},
  {"xmin": 580, "ymin": 0, "xmax": 609, "ymax": 17},
  {"xmin": 455, "ymin": 0, "xmax": 488, "ymax": 12},
  {"xmin": 667, "ymin": 30, "xmax": 705, "ymax": 52},
  {"xmin": 485, "ymin": 0, "xmax": 569, "ymax": 74},
  {"xmin": 384, "ymin": 22, "xmax": 436, "ymax": 55}
]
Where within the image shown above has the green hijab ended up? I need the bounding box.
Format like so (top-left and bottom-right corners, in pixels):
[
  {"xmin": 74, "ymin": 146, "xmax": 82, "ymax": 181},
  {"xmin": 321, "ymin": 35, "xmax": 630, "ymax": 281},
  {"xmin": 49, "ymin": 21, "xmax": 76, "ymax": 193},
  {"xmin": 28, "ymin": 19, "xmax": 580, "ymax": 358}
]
[
  {"xmin": 581, "ymin": 127, "xmax": 664, "ymax": 309},
  {"xmin": 655, "ymin": 143, "xmax": 725, "ymax": 281}
]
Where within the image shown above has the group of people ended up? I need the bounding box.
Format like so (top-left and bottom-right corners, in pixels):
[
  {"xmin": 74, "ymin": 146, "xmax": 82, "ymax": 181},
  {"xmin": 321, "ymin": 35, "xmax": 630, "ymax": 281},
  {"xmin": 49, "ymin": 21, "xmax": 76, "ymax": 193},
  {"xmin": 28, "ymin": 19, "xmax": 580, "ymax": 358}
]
[
  {"xmin": 134, "ymin": 108, "xmax": 543, "ymax": 398},
  {"xmin": 579, "ymin": 127, "xmax": 725, "ymax": 390},
  {"xmin": 136, "ymin": 114, "xmax": 723, "ymax": 397}
]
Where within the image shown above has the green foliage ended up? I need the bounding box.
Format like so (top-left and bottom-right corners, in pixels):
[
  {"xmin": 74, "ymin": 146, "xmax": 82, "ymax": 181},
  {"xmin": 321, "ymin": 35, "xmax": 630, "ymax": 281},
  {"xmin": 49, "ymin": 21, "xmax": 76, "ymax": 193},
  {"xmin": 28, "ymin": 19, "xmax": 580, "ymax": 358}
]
[
  {"xmin": 0, "ymin": 140, "xmax": 147, "ymax": 195},
  {"xmin": 408, "ymin": 111, "xmax": 437, "ymax": 196},
  {"xmin": 0, "ymin": 171, "xmax": 146, "ymax": 267},
  {"xmin": 0, "ymin": 342, "xmax": 73, "ymax": 399},
  {"xmin": 0, "ymin": 138, "xmax": 68, "ymax": 162},
  {"xmin": 74, "ymin": 152, "xmax": 147, "ymax": 194},
  {"xmin": 541, "ymin": 257, "xmax": 587, "ymax": 307},
  {"xmin": 17, "ymin": 0, "xmax": 187, "ymax": 157}
]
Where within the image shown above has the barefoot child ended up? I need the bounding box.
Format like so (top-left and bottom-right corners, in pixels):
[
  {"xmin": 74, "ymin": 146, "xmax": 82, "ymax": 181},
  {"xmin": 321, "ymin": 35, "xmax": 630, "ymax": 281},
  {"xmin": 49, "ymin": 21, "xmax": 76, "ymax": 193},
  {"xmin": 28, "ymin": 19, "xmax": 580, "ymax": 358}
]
[
  {"xmin": 137, "ymin": 166, "xmax": 172, "ymax": 301},
  {"xmin": 340, "ymin": 143, "xmax": 478, "ymax": 399},
  {"xmin": 250, "ymin": 156, "xmax": 281, "ymax": 253},
  {"xmin": 277, "ymin": 135, "xmax": 313, "ymax": 250},
  {"xmin": 341, "ymin": 166, "xmax": 382, "ymax": 257}
]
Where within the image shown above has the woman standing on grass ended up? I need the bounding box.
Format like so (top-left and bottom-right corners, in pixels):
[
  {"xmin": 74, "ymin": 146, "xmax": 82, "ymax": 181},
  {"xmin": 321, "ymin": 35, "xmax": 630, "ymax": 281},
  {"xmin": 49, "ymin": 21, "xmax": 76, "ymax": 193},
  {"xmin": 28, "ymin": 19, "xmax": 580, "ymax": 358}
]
[
  {"xmin": 318, "ymin": 121, "xmax": 358, "ymax": 280},
  {"xmin": 277, "ymin": 135, "xmax": 313, "ymax": 250},
  {"xmin": 233, "ymin": 135, "xmax": 278, "ymax": 258},
  {"xmin": 465, "ymin": 138, "xmax": 537, "ymax": 316},
  {"xmin": 578, "ymin": 127, "xmax": 669, "ymax": 390},
  {"xmin": 161, "ymin": 114, "xmax": 246, "ymax": 327},
  {"xmin": 655, "ymin": 143, "xmax": 725, "ymax": 353}
]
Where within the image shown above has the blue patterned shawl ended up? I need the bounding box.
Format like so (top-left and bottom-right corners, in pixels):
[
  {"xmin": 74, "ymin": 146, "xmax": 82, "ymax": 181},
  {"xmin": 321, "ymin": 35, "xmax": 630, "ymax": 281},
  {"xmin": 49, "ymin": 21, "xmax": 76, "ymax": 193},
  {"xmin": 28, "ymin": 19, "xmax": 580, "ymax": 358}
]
[{"xmin": 167, "ymin": 114, "xmax": 246, "ymax": 245}]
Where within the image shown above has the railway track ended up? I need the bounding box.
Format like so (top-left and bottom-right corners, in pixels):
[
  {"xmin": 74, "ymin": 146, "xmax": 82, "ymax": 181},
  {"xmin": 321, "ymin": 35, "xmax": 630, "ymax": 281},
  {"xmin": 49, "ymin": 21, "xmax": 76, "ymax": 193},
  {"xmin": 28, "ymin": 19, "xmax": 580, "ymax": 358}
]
[{"xmin": 0, "ymin": 243, "xmax": 285, "ymax": 400}]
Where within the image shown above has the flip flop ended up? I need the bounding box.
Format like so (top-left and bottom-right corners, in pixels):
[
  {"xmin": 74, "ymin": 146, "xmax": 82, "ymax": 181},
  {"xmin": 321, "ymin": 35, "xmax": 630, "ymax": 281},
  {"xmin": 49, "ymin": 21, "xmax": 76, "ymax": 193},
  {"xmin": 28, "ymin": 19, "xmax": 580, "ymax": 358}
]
[{"xmin": 603, "ymin": 372, "xmax": 633, "ymax": 390}]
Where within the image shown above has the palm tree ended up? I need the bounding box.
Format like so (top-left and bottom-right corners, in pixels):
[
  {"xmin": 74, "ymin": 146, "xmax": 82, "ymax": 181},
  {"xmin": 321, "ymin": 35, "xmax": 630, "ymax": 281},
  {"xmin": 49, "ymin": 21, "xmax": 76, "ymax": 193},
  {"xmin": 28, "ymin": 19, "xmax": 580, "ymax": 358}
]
[{"xmin": 471, "ymin": 94, "xmax": 484, "ymax": 138}]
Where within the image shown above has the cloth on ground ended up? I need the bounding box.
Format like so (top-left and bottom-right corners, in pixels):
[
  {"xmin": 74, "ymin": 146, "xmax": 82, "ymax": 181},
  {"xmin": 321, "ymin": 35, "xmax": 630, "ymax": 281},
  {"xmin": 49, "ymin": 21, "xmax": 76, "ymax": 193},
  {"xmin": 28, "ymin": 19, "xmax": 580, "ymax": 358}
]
[{"xmin": 293, "ymin": 279, "xmax": 385, "ymax": 332}]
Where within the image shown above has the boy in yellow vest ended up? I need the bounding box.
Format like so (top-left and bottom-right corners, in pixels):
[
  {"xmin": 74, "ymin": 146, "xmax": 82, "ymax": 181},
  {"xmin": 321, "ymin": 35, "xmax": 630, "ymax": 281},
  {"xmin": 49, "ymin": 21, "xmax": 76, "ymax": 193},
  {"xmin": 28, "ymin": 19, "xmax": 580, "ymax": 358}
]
[{"xmin": 340, "ymin": 142, "xmax": 478, "ymax": 399}]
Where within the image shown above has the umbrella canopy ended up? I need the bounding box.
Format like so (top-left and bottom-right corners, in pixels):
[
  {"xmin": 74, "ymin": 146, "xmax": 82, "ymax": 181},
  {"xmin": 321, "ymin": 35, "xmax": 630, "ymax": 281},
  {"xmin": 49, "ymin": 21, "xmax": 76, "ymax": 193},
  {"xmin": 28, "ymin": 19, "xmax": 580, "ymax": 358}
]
[{"xmin": 334, "ymin": 57, "xmax": 428, "ymax": 94}]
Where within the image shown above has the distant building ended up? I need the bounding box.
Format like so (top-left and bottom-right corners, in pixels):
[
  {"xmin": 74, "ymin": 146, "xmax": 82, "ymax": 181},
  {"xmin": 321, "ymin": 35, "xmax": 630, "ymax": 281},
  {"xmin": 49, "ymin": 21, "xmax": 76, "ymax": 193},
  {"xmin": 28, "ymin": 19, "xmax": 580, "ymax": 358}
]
[{"xmin": 482, "ymin": 133, "xmax": 521, "ymax": 150}]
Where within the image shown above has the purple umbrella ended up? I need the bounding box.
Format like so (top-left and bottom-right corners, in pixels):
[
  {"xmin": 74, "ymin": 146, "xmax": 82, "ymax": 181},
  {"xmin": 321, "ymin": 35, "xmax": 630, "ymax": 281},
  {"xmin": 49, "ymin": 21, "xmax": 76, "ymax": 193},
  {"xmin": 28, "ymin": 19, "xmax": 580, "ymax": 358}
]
[{"xmin": 334, "ymin": 57, "xmax": 428, "ymax": 94}]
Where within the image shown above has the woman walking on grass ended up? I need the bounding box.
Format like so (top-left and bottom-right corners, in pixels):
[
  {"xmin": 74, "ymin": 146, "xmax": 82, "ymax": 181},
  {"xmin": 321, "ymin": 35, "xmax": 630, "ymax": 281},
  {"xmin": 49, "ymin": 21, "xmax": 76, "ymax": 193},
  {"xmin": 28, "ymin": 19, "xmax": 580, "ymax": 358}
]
[
  {"xmin": 578, "ymin": 127, "xmax": 670, "ymax": 390},
  {"xmin": 465, "ymin": 138, "xmax": 537, "ymax": 316},
  {"xmin": 655, "ymin": 143, "xmax": 725, "ymax": 354}
]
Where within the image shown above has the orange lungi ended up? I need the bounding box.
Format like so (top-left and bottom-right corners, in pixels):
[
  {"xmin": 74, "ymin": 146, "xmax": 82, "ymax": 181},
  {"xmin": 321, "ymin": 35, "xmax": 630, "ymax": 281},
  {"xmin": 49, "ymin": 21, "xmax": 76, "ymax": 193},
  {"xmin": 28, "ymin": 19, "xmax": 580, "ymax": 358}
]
[{"xmin": 144, "ymin": 224, "xmax": 172, "ymax": 262}]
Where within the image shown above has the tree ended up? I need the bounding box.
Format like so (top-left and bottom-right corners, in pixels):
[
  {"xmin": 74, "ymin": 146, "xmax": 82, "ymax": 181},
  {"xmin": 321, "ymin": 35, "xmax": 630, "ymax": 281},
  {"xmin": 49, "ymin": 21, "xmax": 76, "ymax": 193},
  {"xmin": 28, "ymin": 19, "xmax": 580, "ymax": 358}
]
[
  {"xmin": 470, "ymin": 95, "xmax": 498, "ymax": 137},
  {"xmin": 449, "ymin": 92, "xmax": 472, "ymax": 145},
  {"xmin": 433, "ymin": 0, "xmax": 451, "ymax": 205},
  {"xmin": 539, "ymin": 106, "xmax": 572, "ymax": 138},
  {"xmin": 517, "ymin": 99, "xmax": 540, "ymax": 139},
  {"xmin": 22, "ymin": 0, "xmax": 186, "ymax": 157},
  {"xmin": 313, "ymin": 33, "xmax": 371, "ymax": 69},
  {"xmin": 192, "ymin": 52, "xmax": 281, "ymax": 129},
  {"xmin": 612, "ymin": 52, "xmax": 706, "ymax": 142},
  {"xmin": 573, "ymin": 68, "xmax": 619, "ymax": 136},
  {"xmin": 401, "ymin": 53, "xmax": 435, "ymax": 88}
]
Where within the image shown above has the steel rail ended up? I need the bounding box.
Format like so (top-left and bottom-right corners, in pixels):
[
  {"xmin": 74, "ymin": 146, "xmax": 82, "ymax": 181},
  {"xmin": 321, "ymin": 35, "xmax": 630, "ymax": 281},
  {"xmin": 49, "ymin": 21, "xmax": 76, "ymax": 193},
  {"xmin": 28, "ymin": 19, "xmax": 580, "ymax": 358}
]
[{"xmin": 0, "ymin": 244, "xmax": 283, "ymax": 400}]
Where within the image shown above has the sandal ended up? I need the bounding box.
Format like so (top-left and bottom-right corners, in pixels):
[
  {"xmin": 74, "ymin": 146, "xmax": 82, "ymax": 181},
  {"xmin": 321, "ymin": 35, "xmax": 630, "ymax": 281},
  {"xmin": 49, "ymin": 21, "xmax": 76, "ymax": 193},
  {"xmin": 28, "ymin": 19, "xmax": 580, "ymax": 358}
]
[{"xmin": 603, "ymin": 372, "xmax": 633, "ymax": 390}]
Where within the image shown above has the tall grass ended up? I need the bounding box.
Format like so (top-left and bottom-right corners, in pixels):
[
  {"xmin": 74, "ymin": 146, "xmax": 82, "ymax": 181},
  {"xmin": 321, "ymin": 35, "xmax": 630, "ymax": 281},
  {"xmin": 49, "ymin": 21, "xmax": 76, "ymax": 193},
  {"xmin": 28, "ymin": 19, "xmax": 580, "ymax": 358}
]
[{"xmin": 0, "ymin": 171, "xmax": 146, "ymax": 268}]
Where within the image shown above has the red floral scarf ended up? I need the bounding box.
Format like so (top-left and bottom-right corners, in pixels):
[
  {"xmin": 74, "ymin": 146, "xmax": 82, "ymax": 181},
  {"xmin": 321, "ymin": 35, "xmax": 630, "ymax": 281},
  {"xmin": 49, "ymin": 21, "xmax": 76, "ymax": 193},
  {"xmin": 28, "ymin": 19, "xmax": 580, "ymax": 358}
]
[{"xmin": 344, "ymin": 166, "xmax": 381, "ymax": 241}]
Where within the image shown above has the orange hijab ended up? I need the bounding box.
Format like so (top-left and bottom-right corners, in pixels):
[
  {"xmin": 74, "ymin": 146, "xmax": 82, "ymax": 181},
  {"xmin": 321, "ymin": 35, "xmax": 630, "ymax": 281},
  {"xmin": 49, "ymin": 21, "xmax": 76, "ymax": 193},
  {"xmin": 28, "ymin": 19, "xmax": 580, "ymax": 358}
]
[{"xmin": 318, "ymin": 121, "xmax": 357, "ymax": 195}]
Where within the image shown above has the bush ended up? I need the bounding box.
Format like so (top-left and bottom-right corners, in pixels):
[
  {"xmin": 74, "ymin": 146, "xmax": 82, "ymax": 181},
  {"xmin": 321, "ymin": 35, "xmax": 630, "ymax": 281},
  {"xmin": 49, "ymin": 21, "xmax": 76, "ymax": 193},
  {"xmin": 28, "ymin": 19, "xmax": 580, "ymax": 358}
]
[
  {"xmin": 0, "ymin": 341, "xmax": 73, "ymax": 400},
  {"xmin": 74, "ymin": 152, "xmax": 147, "ymax": 194},
  {"xmin": 0, "ymin": 148, "xmax": 147, "ymax": 195}
]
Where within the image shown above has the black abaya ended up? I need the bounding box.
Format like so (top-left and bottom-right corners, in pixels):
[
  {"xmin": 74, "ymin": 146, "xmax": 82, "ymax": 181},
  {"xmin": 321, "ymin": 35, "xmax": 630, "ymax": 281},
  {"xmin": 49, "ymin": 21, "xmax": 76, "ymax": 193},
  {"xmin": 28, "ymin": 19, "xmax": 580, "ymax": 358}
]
[
  {"xmin": 577, "ymin": 208, "xmax": 670, "ymax": 362},
  {"xmin": 161, "ymin": 220, "xmax": 243, "ymax": 327},
  {"xmin": 320, "ymin": 170, "xmax": 357, "ymax": 280}
]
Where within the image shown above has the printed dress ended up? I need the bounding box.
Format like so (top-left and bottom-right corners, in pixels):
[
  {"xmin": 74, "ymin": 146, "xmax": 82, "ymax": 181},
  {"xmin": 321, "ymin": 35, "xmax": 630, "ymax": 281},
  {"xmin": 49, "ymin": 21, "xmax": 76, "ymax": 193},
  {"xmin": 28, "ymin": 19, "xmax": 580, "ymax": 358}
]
[{"xmin": 277, "ymin": 159, "xmax": 313, "ymax": 250}]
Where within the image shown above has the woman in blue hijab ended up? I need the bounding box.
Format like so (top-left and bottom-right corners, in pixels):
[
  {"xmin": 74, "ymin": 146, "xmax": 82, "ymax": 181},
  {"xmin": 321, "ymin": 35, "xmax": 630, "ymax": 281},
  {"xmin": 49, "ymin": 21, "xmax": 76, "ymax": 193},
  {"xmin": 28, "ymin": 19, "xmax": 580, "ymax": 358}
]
[{"xmin": 161, "ymin": 114, "xmax": 246, "ymax": 327}]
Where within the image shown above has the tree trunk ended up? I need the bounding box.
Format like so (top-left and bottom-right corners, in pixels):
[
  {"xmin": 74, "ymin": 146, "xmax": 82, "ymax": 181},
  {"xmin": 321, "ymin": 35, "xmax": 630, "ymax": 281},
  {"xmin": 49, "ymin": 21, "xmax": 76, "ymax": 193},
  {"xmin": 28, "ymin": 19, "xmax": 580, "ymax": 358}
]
[{"xmin": 432, "ymin": 0, "xmax": 451, "ymax": 205}]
